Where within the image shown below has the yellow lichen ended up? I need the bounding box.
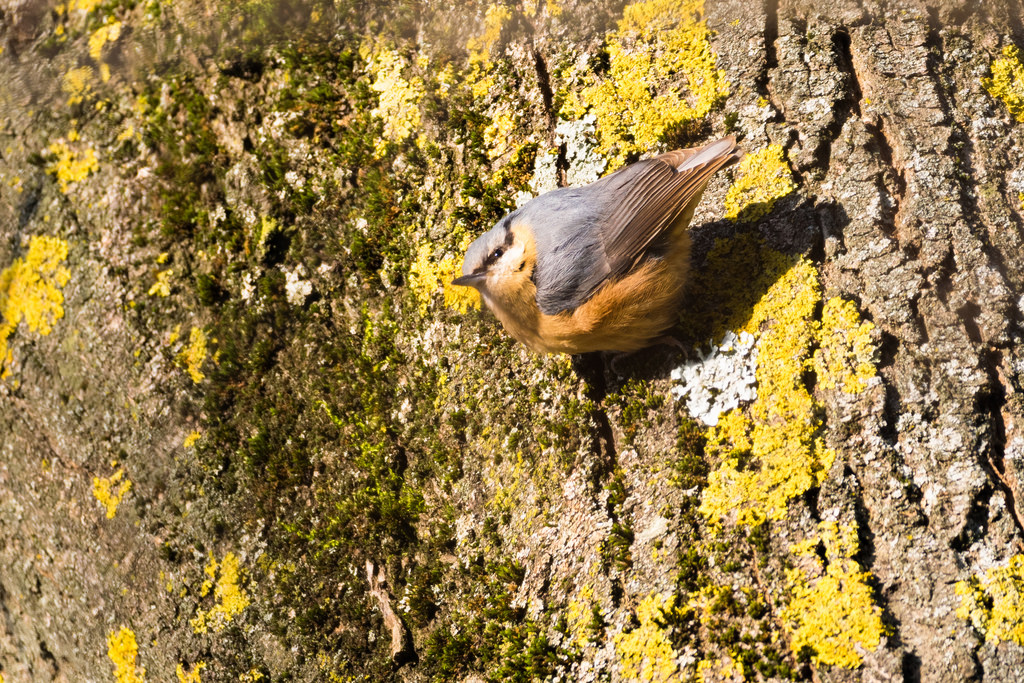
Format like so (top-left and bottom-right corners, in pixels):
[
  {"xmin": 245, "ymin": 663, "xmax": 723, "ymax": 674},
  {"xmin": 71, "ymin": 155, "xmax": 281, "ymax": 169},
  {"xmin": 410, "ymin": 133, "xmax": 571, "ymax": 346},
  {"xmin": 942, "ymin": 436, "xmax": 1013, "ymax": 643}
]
[
  {"xmin": 813, "ymin": 297, "xmax": 878, "ymax": 393},
  {"xmin": 696, "ymin": 655, "xmax": 743, "ymax": 683},
  {"xmin": 190, "ymin": 552, "xmax": 251, "ymax": 634},
  {"xmin": 484, "ymin": 111, "xmax": 517, "ymax": 160},
  {"xmin": 983, "ymin": 45, "xmax": 1024, "ymax": 123},
  {"xmin": 782, "ymin": 521, "xmax": 886, "ymax": 668},
  {"xmin": 565, "ymin": 584, "xmax": 598, "ymax": 648},
  {"xmin": 255, "ymin": 215, "xmax": 280, "ymax": 256},
  {"xmin": 613, "ymin": 592, "xmax": 683, "ymax": 682},
  {"xmin": 700, "ymin": 247, "xmax": 835, "ymax": 525},
  {"xmin": 107, "ymin": 626, "xmax": 145, "ymax": 683},
  {"xmin": 723, "ymin": 144, "xmax": 797, "ymax": 222},
  {"xmin": 92, "ymin": 467, "xmax": 132, "ymax": 519},
  {"xmin": 166, "ymin": 323, "xmax": 182, "ymax": 346},
  {"xmin": 363, "ymin": 45, "xmax": 425, "ymax": 154},
  {"xmin": 69, "ymin": 0, "xmax": 104, "ymax": 12},
  {"xmin": 465, "ymin": 4, "xmax": 511, "ymax": 99},
  {"xmin": 436, "ymin": 62, "xmax": 457, "ymax": 94},
  {"xmin": 63, "ymin": 66, "xmax": 93, "ymax": 105},
  {"xmin": 468, "ymin": 4, "xmax": 510, "ymax": 66},
  {"xmin": 178, "ymin": 326, "xmax": 208, "ymax": 383},
  {"xmin": 176, "ymin": 661, "xmax": 206, "ymax": 683},
  {"xmin": 409, "ymin": 240, "xmax": 481, "ymax": 315},
  {"xmin": 956, "ymin": 554, "xmax": 1024, "ymax": 646},
  {"xmin": 148, "ymin": 269, "xmax": 172, "ymax": 297},
  {"xmin": 47, "ymin": 140, "xmax": 98, "ymax": 191},
  {"xmin": 183, "ymin": 430, "xmax": 202, "ymax": 448},
  {"xmin": 0, "ymin": 235, "xmax": 71, "ymax": 379},
  {"xmin": 88, "ymin": 21, "xmax": 121, "ymax": 61},
  {"xmin": 566, "ymin": 0, "xmax": 729, "ymax": 169}
]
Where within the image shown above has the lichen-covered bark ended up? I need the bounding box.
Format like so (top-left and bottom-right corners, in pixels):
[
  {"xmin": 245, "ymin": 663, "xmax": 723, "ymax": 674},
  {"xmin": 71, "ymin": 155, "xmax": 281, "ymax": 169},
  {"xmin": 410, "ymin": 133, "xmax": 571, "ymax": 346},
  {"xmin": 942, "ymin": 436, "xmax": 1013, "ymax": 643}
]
[{"xmin": 2, "ymin": 0, "xmax": 1024, "ymax": 681}]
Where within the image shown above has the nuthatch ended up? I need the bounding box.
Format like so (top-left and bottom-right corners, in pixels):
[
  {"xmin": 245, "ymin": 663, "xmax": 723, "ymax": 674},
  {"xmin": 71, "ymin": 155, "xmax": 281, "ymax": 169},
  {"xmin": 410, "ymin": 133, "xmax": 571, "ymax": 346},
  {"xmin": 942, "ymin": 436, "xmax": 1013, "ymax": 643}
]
[{"xmin": 454, "ymin": 136, "xmax": 742, "ymax": 354}]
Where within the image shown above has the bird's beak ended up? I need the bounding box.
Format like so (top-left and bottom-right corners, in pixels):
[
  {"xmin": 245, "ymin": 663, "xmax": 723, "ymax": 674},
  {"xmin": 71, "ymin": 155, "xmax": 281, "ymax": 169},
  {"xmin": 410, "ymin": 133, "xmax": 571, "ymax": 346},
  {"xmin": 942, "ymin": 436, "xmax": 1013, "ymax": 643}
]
[{"xmin": 452, "ymin": 272, "xmax": 485, "ymax": 288}]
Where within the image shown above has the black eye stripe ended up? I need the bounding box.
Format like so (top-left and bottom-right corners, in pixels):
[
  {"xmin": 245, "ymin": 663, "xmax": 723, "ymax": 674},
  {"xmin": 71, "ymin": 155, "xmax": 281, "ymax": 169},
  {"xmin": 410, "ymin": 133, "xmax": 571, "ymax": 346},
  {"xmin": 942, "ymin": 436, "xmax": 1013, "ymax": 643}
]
[{"xmin": 484, "ymin": 247, "xmax": 505, "ymax": 266}]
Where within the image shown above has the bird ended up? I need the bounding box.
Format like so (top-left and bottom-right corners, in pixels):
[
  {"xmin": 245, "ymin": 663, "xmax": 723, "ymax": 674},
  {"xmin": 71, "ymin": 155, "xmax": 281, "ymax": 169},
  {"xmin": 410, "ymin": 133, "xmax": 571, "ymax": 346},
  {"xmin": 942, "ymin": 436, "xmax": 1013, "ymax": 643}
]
[{"xmin": 453, "ymin": 136, "xmax": 742, "ymax": 355}]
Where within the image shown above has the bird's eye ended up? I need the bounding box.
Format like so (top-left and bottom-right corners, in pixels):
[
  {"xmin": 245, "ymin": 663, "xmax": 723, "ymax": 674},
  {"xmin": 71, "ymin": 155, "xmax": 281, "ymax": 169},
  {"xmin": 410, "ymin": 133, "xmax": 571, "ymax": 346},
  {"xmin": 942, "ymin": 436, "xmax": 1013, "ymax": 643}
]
[{"xmin": 491, "ymin": 247, "xmax": 505, "ymax": 260}]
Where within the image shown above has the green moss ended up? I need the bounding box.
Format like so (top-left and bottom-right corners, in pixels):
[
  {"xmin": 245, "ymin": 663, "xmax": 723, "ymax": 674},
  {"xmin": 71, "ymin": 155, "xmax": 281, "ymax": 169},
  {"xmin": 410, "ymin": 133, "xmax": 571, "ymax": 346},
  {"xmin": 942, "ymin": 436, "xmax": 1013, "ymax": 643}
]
[
  {"xmin": 421, "ymin": 557, "xmax": 578, "ymax": 682},
  {"xmin": 671, "ymin": 417, "xmax": 708, "ymax": 492},
  {"xmin": 600, "ymin": 521, "xmax": 635, "ymax": 571},
  {"xmin": 609, "ymin": 378, "xmax": 666, "ymax": 444},
  {"xmin": 983, "ymin": 44, "xmax": 1024, "ymax": 122},
  {"xmin": 142, "ymin": 75, "xmax": 225, "ymax": 243},
  {"xmin": 956, "ymin": 554, "xmax": 1024, "ymax": 646},
  {"xmin": 194, "ymin": 273, "xmax": 223, "ymax": 307}
]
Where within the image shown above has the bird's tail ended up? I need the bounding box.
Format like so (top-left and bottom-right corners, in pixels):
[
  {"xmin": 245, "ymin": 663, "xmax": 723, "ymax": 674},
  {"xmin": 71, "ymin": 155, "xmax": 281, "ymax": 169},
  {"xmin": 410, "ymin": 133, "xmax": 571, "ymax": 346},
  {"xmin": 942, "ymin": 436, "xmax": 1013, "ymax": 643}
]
[{"xmin": 675, "ymin": 135, "xmax": 743, "ymax": 172}]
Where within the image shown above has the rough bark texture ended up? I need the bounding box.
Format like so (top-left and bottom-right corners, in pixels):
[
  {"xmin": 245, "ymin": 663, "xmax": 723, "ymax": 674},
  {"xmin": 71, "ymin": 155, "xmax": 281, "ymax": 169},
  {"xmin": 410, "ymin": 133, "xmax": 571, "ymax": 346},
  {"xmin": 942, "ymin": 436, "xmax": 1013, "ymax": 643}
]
[{"xmin": 2, "ymin": 0, "xmax": 1024, "ymax": 681}]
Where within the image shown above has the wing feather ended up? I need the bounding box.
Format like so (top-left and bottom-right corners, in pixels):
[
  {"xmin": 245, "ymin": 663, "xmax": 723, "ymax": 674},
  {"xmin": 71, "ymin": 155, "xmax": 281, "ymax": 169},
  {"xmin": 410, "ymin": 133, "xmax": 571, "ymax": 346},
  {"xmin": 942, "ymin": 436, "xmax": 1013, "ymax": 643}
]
[
  {"xmin": 599, "ymin": 136, "xmax": 741, "ymax": 276},
  {"xmin": 529, "ymin": 136, "xmax": 742, "ymax": 315}
]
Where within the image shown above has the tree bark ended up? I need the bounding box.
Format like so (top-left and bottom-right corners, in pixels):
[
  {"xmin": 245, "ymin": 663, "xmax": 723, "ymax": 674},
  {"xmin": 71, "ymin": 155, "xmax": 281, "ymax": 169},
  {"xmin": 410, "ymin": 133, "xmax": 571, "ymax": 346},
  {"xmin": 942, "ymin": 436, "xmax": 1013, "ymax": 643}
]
[{"xmin": 1, "ymin": 0, "xmax": 1024, "ymax": 681}]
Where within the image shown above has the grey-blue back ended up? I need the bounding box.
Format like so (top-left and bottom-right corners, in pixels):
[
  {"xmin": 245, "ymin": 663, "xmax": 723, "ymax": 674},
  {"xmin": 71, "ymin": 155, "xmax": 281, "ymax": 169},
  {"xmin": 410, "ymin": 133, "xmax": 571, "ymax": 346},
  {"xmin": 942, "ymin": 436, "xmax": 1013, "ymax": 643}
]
[{"xmin": 518, "ymin": 184, "xmax": 614, "ymax": 316}]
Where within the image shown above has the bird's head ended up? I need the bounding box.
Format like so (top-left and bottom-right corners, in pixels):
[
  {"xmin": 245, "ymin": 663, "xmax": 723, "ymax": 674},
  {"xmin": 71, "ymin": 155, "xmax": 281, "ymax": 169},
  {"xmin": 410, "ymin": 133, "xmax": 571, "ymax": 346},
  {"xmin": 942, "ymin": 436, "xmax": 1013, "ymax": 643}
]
[{"xmin": 453, "ymin": 216, "xmax": 532, "ymax": 295}]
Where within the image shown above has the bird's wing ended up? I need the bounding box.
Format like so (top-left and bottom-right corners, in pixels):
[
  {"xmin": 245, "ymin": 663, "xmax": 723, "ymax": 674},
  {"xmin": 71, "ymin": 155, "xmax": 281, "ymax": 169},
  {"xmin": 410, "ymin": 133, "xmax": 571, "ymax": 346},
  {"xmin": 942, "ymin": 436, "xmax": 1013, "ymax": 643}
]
[
  {"xmin": 530, "ymin": 136, "xmax": 741, "ymax": 315},
  {"xmin": 595, "ymin": 136, "xmax": 741, "ymax": 278}
]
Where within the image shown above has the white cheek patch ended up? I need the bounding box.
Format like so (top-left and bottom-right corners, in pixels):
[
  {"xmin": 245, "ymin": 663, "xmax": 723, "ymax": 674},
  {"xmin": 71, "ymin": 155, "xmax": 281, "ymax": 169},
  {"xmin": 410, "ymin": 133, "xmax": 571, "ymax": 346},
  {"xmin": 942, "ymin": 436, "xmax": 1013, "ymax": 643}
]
[{"xmin": 498, "ymin": 243, "xmax": 526, "ymax": 273}]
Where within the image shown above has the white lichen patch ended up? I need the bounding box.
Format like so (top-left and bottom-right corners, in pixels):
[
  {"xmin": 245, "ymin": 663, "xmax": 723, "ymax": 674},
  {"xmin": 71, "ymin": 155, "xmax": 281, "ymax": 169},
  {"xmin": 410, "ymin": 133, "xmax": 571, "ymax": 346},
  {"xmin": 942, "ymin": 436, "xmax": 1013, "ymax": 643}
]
[
  {"xmin": 240, "ymin": 272, "xmax": 255, "ymax": 302},
  {"xmin": 282, "ymin": 265, "xmax": 312, "ymax": 306},
  {"xmin": 670, "ymin": 330, "xmax": 757, "ymax": 426},
  {"xmin": 519, "ymin": 116, "xmax": 608, "ymax": 206},
  {"xmin": 559, "ymin": 115, "xmax": 608, "ymax": 188}
]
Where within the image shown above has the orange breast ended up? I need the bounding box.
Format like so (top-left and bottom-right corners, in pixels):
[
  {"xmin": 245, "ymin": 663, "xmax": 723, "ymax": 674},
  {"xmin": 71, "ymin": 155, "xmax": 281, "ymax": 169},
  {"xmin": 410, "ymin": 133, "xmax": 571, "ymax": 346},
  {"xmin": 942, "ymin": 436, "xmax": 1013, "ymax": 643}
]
[{"xmin": 485, "ymin": 225, "xmax": 691, "ymax": 354}]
